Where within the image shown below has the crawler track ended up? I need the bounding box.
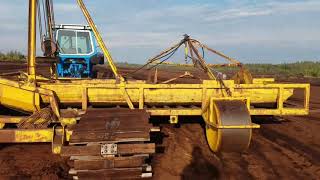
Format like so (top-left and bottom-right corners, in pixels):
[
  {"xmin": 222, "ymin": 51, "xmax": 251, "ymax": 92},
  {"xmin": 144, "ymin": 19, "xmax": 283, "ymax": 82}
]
[{"xmin": 61, "ymin": 109, "xmax": 157, "ymax": 179}]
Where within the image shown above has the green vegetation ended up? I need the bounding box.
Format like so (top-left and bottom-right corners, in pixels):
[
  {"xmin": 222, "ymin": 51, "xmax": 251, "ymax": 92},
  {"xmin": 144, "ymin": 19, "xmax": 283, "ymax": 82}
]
[
  {"xmin": 117, "ymin": 61, "xmax": 320, "ymax": 78},
  {"xmin": 0, "ymin": 51, "xmax": 319, "ymax": 77},
  {"xmin": 0, "ymin": 51, "xmax": 25, "ymax": 62},
  {"xmin": 245, "ymin": 61, "xmax": 320, "ymax": 77}
]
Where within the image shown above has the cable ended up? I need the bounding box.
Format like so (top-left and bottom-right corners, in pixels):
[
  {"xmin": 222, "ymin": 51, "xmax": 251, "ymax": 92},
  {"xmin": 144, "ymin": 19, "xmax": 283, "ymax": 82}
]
[
  {"xmin": 41, "ymin": 0, "xmax": 48, "ymax": 37},
  {"xmin": 37, "ymin": 0, "xmax": 43, "ymax": 41},
  {"xmin": 125, "ymin": 41, "xmax": 184, "ymax": 77},
  {"xmin": 49, "ymin": 0, "xmax": 55, "ymax": 27},
  {"xmin": 202, "ymin": 46, "xmax": 205, "ymax": 59},
  {"xmin": 147, "ymin": 46, "xmax": 179, "ymax": 70}
]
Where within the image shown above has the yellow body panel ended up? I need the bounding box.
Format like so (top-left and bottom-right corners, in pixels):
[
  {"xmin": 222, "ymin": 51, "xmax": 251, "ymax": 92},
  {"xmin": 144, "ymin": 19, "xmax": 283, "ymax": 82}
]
[
  {"xmin": 0, "ymin": 81, "xmax": 40, "ymax": 112},
  {"xmin": 252, "ymin": 78, "xmax": 275, "ymax": 84},
  {"xmin": 0, "ymin": 77, "xmax": 310, "ymax": 148},
  {"xmin": 39, "ymin": 79, "xmax": 294, "ymax": 105},
  {"xmin": 0, "ymin": 78, "xmax": 309, "ymax": 116}
]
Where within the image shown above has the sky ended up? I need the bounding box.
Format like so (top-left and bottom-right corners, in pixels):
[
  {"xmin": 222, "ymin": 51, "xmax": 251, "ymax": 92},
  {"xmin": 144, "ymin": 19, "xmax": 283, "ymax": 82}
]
[{"xmin": 0, "ymin": 0, "xmax": 319, "ymax": 64}]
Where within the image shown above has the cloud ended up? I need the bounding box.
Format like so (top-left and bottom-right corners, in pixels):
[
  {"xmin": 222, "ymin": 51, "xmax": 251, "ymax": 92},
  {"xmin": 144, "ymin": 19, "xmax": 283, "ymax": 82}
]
[
  {"xmin": 131, "ymin": 1, "xmax": 320, "ymax": 23},
  {"xmin": 0, "ymin": 0, "xmax": 319, "ymax": 63},
  {"xmin": 209, "ymin": 1, "xmax": 320, "ymax": 21},
  {"xmin": 207, "ymin": 1, "xmax": 320, "ymax": 21}
]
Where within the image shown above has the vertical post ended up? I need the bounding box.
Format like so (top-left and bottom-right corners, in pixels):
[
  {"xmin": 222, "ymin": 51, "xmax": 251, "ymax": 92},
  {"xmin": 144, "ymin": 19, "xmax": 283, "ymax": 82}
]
[
  {"xmin": 28, "ymin": 0, "xmax": 37, "ymax": 82},
  {"xmin": 82, "ymin": 87, "xmax": 88, "ymax": 111},
  {"xmin": 153, "ymin": 68, "xmax": 158, "ymax": 84},
  {"xmin": 139, "ymin": 88, "xmax": 144, "ymax": 109},
  {"xmin": 278, "ymin": 87, "xmax": 284, "ymax": 112},
  {"xmin": 305, "ymin": 85, "xmax": 310, "ymax": 112}
]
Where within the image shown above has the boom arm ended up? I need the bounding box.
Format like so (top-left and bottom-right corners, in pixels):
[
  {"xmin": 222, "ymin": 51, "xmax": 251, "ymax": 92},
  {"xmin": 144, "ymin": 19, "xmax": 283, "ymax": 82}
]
[
  {"xmin": 27, "ymin": 0, "xmax": 37, "ymax": 83},
  {"xmin": 77, "ymin": 0, "xmax": 123, "ymax": 81}
]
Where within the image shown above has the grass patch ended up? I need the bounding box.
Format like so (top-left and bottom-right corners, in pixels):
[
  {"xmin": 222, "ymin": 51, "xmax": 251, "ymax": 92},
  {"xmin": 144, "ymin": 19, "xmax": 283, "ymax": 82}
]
[
  {"xmin": 245, "ymin": 61, "xmax": 320, "ymax": 77},
  {"xmin": 0, "ymin": 51, "xmax": 25, "ymax": 62},
  {"xmin": 116, "ymin": 61, "xmax": 320, "ymax": 78}
]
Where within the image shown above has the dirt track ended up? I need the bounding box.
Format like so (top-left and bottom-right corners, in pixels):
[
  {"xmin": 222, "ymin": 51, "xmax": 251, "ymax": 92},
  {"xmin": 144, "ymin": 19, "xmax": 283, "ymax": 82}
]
[
  {"xmin": 0, "ymin": 63, "xmax": 319, "ymax": 179},
  {"xmin": 152, "ymin": 86, "xmax": 320, "ymax": 180}
]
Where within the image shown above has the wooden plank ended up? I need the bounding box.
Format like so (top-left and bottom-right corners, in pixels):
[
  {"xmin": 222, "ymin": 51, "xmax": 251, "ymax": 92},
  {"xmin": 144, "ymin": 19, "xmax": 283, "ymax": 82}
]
[
  {"xmin": 80, "ymin": 112, "xmax": 149, "ymax": 121},
  {"xmin": 74, "ymin": 156, "xmax": 146, "ymax": 170},
  {"xmin": 83, "ymin": 108, "xmax": 149, "ymax": 115},
  {"xmin": 61, "ymin": 145, "xmax": 99, "ymax": 157},
  {"xmin": 70, "ymin": 154, "xmax": 150, "ymax": 161},
  {"xmin": 73, "ymin": 120, "xmax": 152, "ymax": 132},
  {"xmin": 118, "ymin": 144, "xmax": 155, "ymax": 155},
  {"xmin": 61, "ymin": 144, "xmax": 155, "ymax": 157},
  {"xmin": 70, "ymin": 131, "xmax": 150, "ymax": 143},
  {"xmin": 81, "ymin": 109, "xmax": 150, "ymax": 120},
  {"xmin": 78, "ymin": 115, "xmax": 149, "ymax": 124},
  {"xmin": 71, "ymin": 127, "xmax": 152, "ymax": 134},
  {"xmin": 74, "ymin": 116, "xmax": 151, "ymax": 129},
  {"xmin": 76, "ymin": 168, "xmax": 143, "ymax": 179}
]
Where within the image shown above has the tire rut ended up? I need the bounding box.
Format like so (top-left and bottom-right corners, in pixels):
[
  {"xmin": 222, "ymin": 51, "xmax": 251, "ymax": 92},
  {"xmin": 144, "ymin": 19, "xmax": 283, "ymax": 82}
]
[{"xmin": 259, "ymin": 126, "xmax": 320, "ymax": 179}]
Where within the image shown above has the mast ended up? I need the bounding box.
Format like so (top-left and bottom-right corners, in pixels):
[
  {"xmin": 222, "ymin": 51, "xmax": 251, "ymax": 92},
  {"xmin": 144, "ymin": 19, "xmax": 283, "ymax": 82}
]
[{"xmin": 27, "ymin": 0, "xmax": 37, "ymax": 82}]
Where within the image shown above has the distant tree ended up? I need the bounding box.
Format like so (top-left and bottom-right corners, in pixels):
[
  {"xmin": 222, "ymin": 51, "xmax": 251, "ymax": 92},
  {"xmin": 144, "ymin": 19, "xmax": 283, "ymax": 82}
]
[{"xmin": 0, "ymin": 51, "xmax": 25, "ymax": 62}]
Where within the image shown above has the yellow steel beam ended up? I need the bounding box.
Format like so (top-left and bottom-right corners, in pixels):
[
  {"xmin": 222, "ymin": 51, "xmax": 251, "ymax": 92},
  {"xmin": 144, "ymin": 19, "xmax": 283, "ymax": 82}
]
[
  {"xmin": 0, "ymin": 129, "xmax": 53, "ymax": 143},
  {"xmin": 0, "ymin": 75, "xmax": 310, "ymax": 116},
  {"xmin": 147, "ymin": 109, "xmax": 202, "ymax": 116},
  {"xmin": 39, "ymin": 80, "xmax": 297, "ymax": 105},
  {"xmin": 207, "ymin": 122, "xmax": 260, "ymax": 129},
  {"xmin": 27, "ymin": 0, "xmax": 37, "ymax": 82},
  {"xmin": 250, "ymin": 108, "xmax": 309, "ymax": 116},
  {"xmin": 0, "ymin": 116, "xmax": 78, "ymax": 126},
  {"xmin": 252, "ymin": 78, "xmax": 275, "ymax": 84},
  {"xmin": 0, "ymin": 116, "xmax": 26, "ymax": 123},
  {"xmin": 77, "ymin": 0, "xmax": 122, "ymax": 81},
  {"xmin": 0, "ymin": 128, "xmax": 72, "ymax": 143}
]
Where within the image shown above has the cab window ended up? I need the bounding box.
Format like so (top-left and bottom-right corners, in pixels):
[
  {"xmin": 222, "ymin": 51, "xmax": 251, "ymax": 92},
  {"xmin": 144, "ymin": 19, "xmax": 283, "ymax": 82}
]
[{"xmin": 57, "ymin": 30, "xmax": 93, "ymax": 55}]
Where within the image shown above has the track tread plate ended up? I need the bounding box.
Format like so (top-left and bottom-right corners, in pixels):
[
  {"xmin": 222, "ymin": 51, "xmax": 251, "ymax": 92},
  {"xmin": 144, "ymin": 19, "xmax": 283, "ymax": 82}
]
[
  {"xmin": 75, "ymin": 167, "xmax": 144, "ymax": 179},
  {"xmin": 64, "ymin": 109, "xmax": 155, "ymax": 179},
  {"xmin": 70, "ymin": 131, "xmax": 150, "ymax": 144},
  {"xmin": 61, "ymin": 144, "xmax": 155, "ymax": 157},
  {"xmin": 74, "ymin": 156, "xmax": 147, "ymax": 170}
]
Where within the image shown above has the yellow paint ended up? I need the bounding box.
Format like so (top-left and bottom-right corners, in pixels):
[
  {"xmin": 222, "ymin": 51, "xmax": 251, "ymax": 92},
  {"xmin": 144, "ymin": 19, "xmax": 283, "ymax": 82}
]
[
  {"xmin": 0, "ymin": 82, "xmax": 40, "ymax": 112},
  {"xmin": 65, "ymin": 130, "xmax": 73, "ymax": 142},
  {"xmin": 252, "ymin": 78, "xmax": 275, "ymax": 84},
  {"xmin": 203, "ymin": 97, "xmax": 222, "ymax": 152},
  {"xmin": 40, "ymin": 81, "xmax": 286, "ymax": 104},
  {"xmin": 148, "ymin": 109, "xmax": 202, "ymax": 116},
  {"xmin": 15, "ymin": 129, "xmax": 53, "ymax": 143},
  {"xmin": 60, "ymin": 118, "xmax": 78, "ymax": 126},
  {"xmin": 37, "ymin": 79, "xmax": 309, "ymax": 116},
  {"xmin": 0, "ymin": 76, "xmax": 309, "ymax": 117},
  {"xmin": 27, "ymin": 0, "xmax": 37, "ymax": 82},
  {"xmin": 169, "ymin": 115, "xmax": 179, "ymax": 124},
  {"xmin": 0, "ymin": 116, "xmax": 25, "ymax": 123},
  {"xmin": 0, "ymin": 0, "xmax": 308, "ymax": 154},
  {"xmin": 202, "ymin": 97, "xmax": 256, "ymax": 152},
  {"xmin": 52, "ymin": 145, "xmax": 61, "ymax": 154}
]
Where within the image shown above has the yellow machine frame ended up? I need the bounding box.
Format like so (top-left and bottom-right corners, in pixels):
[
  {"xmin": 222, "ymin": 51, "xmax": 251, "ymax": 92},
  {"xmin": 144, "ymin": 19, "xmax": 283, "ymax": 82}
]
[{"xmin": 0, "ymin": 0, "xmax": 310, "ymax": 154}]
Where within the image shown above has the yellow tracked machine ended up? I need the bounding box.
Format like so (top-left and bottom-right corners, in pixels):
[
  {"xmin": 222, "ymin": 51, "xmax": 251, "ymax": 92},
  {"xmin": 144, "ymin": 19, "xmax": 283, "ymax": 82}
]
[{"xmin": 0, "ymin": 0, "xmax": 310, "ymax": 179}]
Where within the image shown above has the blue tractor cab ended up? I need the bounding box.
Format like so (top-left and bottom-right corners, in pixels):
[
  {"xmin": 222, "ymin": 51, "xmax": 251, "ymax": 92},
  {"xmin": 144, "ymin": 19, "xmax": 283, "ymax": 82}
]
[{"xmin": 54, "ymin": 24, "xmax": 104, "ymax": 78}]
